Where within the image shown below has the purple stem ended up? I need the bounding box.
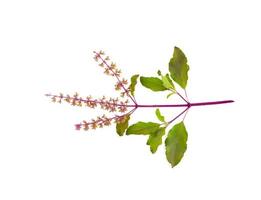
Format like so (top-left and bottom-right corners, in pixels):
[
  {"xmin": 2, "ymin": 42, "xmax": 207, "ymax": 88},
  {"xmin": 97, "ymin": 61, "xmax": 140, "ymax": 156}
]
[
  {"xmin": 46, "ymin": 94, "xmax": 234, "ymax": 108},
  {"xmin": 167, "ymin": 106, "xmax": 190, "ymax": 125},
  {"xmin": 163, "ymin": 99, "xmax": 234, "ymax": 125},
  {"xmin": 176, "ymin": 92, "xmax": 189, "ymax": 104},
  {"xmin": 184, "ymin": 89, "xmax": 189, "ymax": 102},
  {"xmin": 132, "ymin": 100, "xmax": 234, "ymax": 108}
]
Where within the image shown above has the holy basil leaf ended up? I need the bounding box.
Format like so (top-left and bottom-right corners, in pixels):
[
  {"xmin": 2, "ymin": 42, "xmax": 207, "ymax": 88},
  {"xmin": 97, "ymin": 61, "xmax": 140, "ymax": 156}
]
[
  {"xmin": 155, "ymin": 108, "xmax": 165, "ymax": 122},
  {"xmin": 126, "ymin": 122, "xmax": 160, "ymax": 135},
  {"xmin": 129, "ymin": 74, "xmax": 139, "ymax": 96},
  {"xmin": 161, "ymin": 74, "xmax": 175, "ymax": 90},
  {"xmin": 169, "ymin": 47, "xmax": 189, "ymax": 89},
  {"xmin": 140, "ymin": 76, "xmax": 167, "ymax": 92},
  {"xmin": 165, "ymin": 121, "xmax": 188, "ymax": 167},
  {"xmin": 166, "ymin": 92, "xmax": 175, "ymax": 99},
  {"xmin": 147, "ymin": 127, "xmax": 166, "ymax": 153},
  {"xmin": 116, "ymin": 115, "xmax": 130, "ymax": 136}
]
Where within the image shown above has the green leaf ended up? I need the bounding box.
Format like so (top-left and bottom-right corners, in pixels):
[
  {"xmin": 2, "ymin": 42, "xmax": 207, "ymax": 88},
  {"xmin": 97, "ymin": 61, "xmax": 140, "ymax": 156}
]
[
  {"xmin": 147, "ymin": 127, "xmax": 166, "ymax": 153},
  {"xmin": 126, "ymin": 122, "xmax": 160, "ymax": 135},
  {"xmin": 166, "ymin": 92, "xmax": 175, "ymax": 99},
  {"xmin": 116, "ymin": 115, "xmax": 130, "ymax": 136},
  {"xmin": 165, "ymin": 122, "xmax": 188, "ymax": 167},
  {"xmin": 129, "ymin": 74, "xmax": 139, "ymax": 96},
  {"xmin": 140, "ymin": 76, "xmax": 167, "ymax": 92},
  {"xmin": 155, "ymin": 108, "xmax": 165, "ymax": 122},
  {"xmin": 161, "ymin": 74, "xmax": 175, "ymax": 90},
  {"xmin": 169, "ymin": 47, "xmax": 189, "ymax": 89}
]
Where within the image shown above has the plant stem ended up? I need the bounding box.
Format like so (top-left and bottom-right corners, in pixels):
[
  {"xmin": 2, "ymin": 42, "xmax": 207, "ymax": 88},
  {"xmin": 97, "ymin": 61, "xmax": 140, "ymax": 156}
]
[
  {"xmin": 184, "ymin": 89, "xmax": 189, "ymax": 102},
  {"xmin": 125, "ymin": 100, "xmax": 234, "ymax": 108},
  {"xmin": 176, "ymin": 92, "xmax": 189, "ymax": 104},
  {"xmin": 167, "ymin": 106, "xmax": 190, "ymax": 125},
  {"xmin": 154, "ymin": 100, "xmax": 234, "ymax": 126},
  {"xmin": 182, "ymin": 107, "xmax": 189, "ymax": 121}
]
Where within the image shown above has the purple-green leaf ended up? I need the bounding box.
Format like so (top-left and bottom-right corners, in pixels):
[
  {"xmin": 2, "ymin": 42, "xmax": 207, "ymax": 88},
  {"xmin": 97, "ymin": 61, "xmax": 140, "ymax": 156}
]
[
  {"xmin": 165, "ymin": 121, "xmax": 188, "ymax": 167},
  {"xmin": 147, "ymin": 127, "xmax": 166, "ymax": 153},
  {"xmin": 129, "ymin": 74, "xmax": 139, "ymax": 96},
  {"xmin": 140, "ymin": 76, "xmax": 167, "ymax": 91},
  {"xmin": 161, "ymin": 73, "xmax": 175, "ymax": 90},
  {"xmin": 169, "ymin": 47, "xmax": 189, "ymax": 89},
  {"xmin": 116, "ymin": 115, "xmax": 130, "ymax": 136},
  {"xmin": 126, "ymin": 122, "xmax": 160, "ymax": 135},
  {"xmin": 155, "ymin": 108, "xmax": 165, "ymax": 122}
]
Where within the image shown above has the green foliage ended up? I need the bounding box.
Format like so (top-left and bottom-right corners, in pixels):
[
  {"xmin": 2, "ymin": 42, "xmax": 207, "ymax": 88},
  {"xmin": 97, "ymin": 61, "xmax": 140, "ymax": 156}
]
[
  {"xmin": 166, "ymin": 92, "xmax": 175, "ymax": 99},
  {"xmin": 116, "ymin": 115, "xmax": 130, "ymax": 136},
  {"xmin": 147, "ymin": 127, "xmax": 166, "ymax": 153},
  {"xmin": 140, "ymin": 76, "xmax": 167, "ymax": 91},
  {"xmin": 165, "ymin": 122, "xmax": 188, "ymax": 167},
  {"xmin": 129, "ymin": 74, "xmax": 139, "ymax": 96},
  {"xmin": 169, "ymin": 47, "xmax": 189, "ymax": 89},
  {"xmin": 126, "ymin": 47, "xmax": 191, "ymax": 167},
  {"xmin": 161, "ymin": 74, "xmax": 175, "ymax": 90},
  {"xmin": 161, "ymin": 74, "xmax": 175, "ymax": 89},
  {"xmin": 155, "ymin": 108, "xmax": 165, "ymax": 122},
  {"xmin": 126, "ymin": 122, "xmax": 160, "ymax": 135}
]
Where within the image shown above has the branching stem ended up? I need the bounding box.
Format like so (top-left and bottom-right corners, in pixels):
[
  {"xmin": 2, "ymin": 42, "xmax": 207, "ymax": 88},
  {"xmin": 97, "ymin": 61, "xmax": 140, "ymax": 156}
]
[
  {"xmin": 131, "ymin": 99, "xmax": 233, "ymax": 126},
  {"xmin": 167, "ymin": 106, "xmax": 190, "ymax": 126},
  {"xmin": 126, "ymin": 100, "xmax": 234, "ymax": 108},
  {"xmin": 176, "ymin": 92, "xmax": 189, "ymax": 104}
]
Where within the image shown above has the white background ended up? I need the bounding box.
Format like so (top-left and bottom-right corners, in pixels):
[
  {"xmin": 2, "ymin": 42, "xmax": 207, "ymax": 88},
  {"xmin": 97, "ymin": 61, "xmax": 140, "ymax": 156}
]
[{"xmin": 0, "ymin": 0, "xmax": 260, "ymax": 199}]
